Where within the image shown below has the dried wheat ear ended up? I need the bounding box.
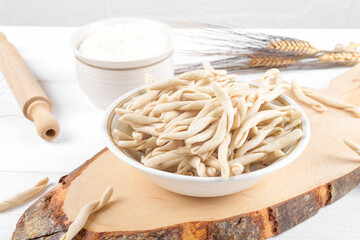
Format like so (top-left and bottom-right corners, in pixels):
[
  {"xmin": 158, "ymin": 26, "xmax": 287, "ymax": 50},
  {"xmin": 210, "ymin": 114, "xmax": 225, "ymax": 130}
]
[{"xmin": 267, "ymin": 40, "xmax": 319, "ymax": 55}]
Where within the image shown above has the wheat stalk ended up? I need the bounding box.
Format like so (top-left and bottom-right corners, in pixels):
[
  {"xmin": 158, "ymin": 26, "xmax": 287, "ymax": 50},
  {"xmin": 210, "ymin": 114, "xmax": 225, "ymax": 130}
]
[
  {"xmin": 248, "ymin": 56, "xmax": 300, "ymax": 67},
  {"xmin": 175, "ymin": 24, "xmax": 360, "ymax": 73},
  {"xmin": 267, "ymin": 40, "xmax": 319, "ymax": 55},
  {"xmin": 318, "ymin": 52, "xmax": 360, "ymax": 64}
]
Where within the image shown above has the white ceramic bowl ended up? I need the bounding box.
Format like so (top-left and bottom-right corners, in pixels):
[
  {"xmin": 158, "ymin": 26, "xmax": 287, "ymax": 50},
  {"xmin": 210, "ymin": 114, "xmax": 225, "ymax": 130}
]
[
  {"xmin": 70, "ymin": 18, "xmax": 174, "ymax": 109},
  {"xmin": 104, "ymin": 86, "xmax": 310, "ymax": 197}
]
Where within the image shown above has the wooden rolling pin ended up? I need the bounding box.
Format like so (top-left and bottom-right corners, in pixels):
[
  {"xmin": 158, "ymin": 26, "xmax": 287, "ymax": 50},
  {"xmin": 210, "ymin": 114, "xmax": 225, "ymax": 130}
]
[{"xmin": 0, "ymin": 32, "xmax": 59, "ymax": 141}]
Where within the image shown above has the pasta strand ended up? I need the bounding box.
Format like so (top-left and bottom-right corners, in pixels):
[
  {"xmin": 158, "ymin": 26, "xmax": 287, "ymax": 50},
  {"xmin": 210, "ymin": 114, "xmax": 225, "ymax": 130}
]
[
  {"xmin": 0, "ymin": 177, "xmax": 49, "ymax": 212},
  {"xmin": 60, "ymin": 186, "xmax": 113, "ymax": 240}
]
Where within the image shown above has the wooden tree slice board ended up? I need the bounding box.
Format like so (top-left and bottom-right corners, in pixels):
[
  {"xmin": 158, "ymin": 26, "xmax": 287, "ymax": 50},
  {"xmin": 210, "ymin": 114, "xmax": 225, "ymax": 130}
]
[{"xmin": 12, "ymin": 65, "xmax": 360, "ymax": 240}]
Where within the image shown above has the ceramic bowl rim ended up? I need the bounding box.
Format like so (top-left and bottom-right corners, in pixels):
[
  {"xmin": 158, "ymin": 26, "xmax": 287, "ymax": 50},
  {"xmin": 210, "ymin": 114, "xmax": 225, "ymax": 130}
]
[
  {"xmin": 70, "ymin": 17, "xmax": 174, "ymax": 69},
  {"xmin": 103, "ymin": 85, "xmax": 311, "ymax": 183}
]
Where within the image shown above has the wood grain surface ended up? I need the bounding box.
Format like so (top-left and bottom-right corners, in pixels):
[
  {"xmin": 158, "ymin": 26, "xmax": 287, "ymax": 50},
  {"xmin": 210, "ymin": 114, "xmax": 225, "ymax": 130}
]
[
  {"xmin": 11, "ymin": 148, "xmax": 360, "ymax": 240},
  {"xmin": 11, "ymin": 65, "xmax": 360, "ymax": 240}
]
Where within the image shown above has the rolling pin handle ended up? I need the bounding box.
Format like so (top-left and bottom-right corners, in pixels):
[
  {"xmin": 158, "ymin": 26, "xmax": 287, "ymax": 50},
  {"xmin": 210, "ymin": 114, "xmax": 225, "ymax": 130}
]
[{"xmin": 27, "ymin": 101, "xmax": 60, "ymax": 141}]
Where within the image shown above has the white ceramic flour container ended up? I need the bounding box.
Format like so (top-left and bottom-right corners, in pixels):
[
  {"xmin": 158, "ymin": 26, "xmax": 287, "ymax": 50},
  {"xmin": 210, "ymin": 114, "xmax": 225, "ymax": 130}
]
[{"xmin": 70, "ymin": 18, "xmax": 174, "ymax": 109}]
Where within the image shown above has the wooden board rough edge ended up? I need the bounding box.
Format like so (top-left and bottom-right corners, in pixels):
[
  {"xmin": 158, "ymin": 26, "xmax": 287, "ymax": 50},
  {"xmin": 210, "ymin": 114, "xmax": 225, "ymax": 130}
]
[{"xmin": 11, "ymin": 148, "xmax": 360, "ymax": 240}]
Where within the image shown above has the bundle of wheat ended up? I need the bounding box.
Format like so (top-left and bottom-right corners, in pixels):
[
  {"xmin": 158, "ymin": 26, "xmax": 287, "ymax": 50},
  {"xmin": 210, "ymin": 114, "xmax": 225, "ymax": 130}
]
[{"xmin": 175, "ymin": 24, "xmax": 360, "ymax": 73}]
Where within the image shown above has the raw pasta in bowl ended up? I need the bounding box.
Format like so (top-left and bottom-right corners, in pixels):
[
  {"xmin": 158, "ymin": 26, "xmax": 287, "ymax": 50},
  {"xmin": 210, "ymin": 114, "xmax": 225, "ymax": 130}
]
[{"xmin": 104, "ymin": 63, "xmax": 310, "ymax": 197}]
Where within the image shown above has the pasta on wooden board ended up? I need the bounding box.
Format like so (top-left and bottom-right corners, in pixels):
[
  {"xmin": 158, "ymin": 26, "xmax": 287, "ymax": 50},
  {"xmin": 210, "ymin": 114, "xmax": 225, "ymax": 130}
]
[
  {"xmin": 60, "ymin": 186, "xmax": 113, "ymax": 240},
  {"xmin": 303, "ymin": 90, "xmax": 360, "ymax": 117},
  {"xmin": 291, "ymin": 80, "xmax": 327, "ymax": 112},
  {"xmin": 344, "ymin": 138, "xmax": 360, "ymax": 156},
  {"xmin": 113, "ymin": 62, "xmax": 303, "ymax": 179},
  {"xmin": 291, "ymin": 80, "xmax": 360, "ymax": 117}
]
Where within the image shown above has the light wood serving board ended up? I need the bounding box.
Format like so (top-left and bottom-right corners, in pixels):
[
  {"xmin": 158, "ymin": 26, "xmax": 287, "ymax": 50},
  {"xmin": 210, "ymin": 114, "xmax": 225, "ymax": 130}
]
[{"xmin": 12, "ymin": 65, "xmax": 360, "ymax": 240}]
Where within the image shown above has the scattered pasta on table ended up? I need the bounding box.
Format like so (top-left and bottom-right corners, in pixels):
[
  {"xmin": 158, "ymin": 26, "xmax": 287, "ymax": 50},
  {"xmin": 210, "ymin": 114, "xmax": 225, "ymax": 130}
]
[{"xmin": 0, "ymin": 177, "xmax": 49, "ymax": 212}]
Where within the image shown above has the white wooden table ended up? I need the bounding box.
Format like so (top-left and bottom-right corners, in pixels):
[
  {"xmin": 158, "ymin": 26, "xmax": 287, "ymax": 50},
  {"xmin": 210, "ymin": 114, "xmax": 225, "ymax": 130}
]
[{"xmin": 0, "ymin": 27, "xmax": 360, "ymax": 239}]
